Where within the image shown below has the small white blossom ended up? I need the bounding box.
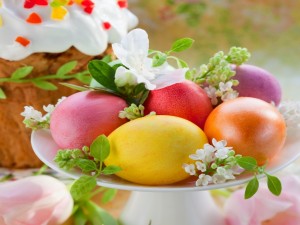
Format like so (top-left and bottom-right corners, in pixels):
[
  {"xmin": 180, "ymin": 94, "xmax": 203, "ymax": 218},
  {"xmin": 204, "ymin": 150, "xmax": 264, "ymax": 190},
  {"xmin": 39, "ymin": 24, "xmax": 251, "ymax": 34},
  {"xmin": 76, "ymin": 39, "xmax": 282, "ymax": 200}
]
[
  {"xmin": 219, "ymin": 81, "xmax": 233, "ymax": 92},
  {"xmin": 43, "ymin": 104, "xmax": 55, "ymax": 114},
  {"xmin": 212, "ymin": 174, "xmax": 226, "ymax": 184},
  {"xmin": 231, "ymin": 165, "xmax": 245, "ymax": 175},
  {"xmin": 212, "ymin": 138, "xmax": 232, "ymax": 159},
  {"xmin": 195, "ymin": 161, "xmax": 206, "ymax": 172},
  {"xmin": 204, "ymin": 85, "xmax": 218, "ymax": 105},
  {"xmin": 196, "ymin": 174, "xmax": 212, "ymax": 186},
  {"xmin": 56, "ymin": 96, "xmax": 67, "ymax": 106},
  {"xmin": 278, "ymin": 101, "xmax": 300, "ymax": 128},
  {"xmin": 21, "ymin": 106, "xmax": 43, "ymax": 122},
  {"xmin": 216, "ymin": 167, "xmax": 235, "ymax": 180},
  {"xmin": 221, "ymin": 90, "xmax": 238, "ymax": 101},
  {"xmin": 215, "ymin": 148, "xmax": 230, "ymax": 159},
  {"xmin": 189, "ymin": 144, "xmax": 215, "ymax": 162},
  {"xmin": 182, "ymin": 164, "xmax": 196, "ymax": 175}
]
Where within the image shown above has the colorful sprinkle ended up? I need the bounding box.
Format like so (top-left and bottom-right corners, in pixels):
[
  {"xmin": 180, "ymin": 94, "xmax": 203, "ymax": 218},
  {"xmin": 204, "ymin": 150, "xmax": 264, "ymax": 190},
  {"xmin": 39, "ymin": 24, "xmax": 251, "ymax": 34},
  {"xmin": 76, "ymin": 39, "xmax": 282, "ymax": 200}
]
[
  {"xmin": 35, "ymin": 0, "xmax": 48, "ymax": 6},
  {"xmin": 83, "ymin": 5, "xmax": 94, "ymax": 14},
  {"xmin": 51, "ymin": 6, "xmax": 68, "ymax": 20},
  {"xmin": 102, "ymin": 22, "xmax": 111, "ymax": 30},
  {"xmin": 81, "ymin": 0, "xmax": 94, "ymax": 7},
  {"xmin": 24, "ymin": 0, "xmax": 35, "ymax": 9},
  {"xmin": 15, "ymin": 36, "xmax": 31, "ymax": 47},
  {"xmin": 0, "ymin": 15, "xmax": 3, "ymax": 28},
  {"xmin": 26, "ymin": 12, "xmax": 43, "ymax": 24},
  {"xmin": 24, "ymin": 0, "xmax": 48, "ymax": 9},
  {"xmin": 117, "ymin": 0, "xmax": 127, "ymax": 8}
]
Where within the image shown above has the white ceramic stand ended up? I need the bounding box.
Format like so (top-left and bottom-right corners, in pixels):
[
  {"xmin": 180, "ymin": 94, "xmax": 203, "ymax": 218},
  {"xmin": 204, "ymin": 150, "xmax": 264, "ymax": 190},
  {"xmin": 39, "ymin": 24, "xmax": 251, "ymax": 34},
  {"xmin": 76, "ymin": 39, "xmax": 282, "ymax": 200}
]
[
  {"xmin": 120, "ymin": 191, "xmax": 224, "ymax": 225},
  {"xmin": 31, "ymin": 127, "xmax": 300, "ymax": 225}
]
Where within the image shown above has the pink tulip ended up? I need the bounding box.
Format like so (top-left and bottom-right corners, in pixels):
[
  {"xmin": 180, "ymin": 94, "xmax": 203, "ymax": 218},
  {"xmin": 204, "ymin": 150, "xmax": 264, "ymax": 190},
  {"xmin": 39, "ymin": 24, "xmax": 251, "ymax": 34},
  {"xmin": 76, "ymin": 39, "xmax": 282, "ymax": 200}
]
[
  {"xmin": 224, "ymin": 175, "xmax": 300, "ymax": 225},
  {"xmin": 0, "ymin": 175, "xmax": 73, "ymax": 225}
]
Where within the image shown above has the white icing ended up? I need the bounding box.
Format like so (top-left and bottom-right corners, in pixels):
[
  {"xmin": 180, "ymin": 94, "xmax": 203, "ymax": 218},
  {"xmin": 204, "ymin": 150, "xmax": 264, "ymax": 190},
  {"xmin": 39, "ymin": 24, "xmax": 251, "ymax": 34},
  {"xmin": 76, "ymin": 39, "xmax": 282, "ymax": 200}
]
[{"xmin": 0, "ymin": 0, "xmax": 138, "ymax": 61}]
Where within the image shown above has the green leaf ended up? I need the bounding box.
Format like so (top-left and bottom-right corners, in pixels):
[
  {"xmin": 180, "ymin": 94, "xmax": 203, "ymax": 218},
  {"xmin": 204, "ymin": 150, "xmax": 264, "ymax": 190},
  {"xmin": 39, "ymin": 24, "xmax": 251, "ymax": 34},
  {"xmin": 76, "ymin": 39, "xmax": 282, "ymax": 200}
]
[
  {"xmin": 176, "ymin": 58, "xmax": 189, "ymax": 68},
  {"xmin": 237, "ymin": 156, "xmax": 258, "ymax": 171},
  {"xmin": 0, "ymin": 88, "xmax": 6, "ymax": 99},
  {"xmin": 102, "ymin": 165, "xmax": 122, "ymax": 175},
  {"xmin": 245, "ymin": 176, "xmax": 259, "ymax": 199},
  {"xmin": 11, "ymin": 66, "xmax": 33, "ymax": 79},
  {"xmin": 266, "ymin": 174, "xmax": 282, "ymax": 196},
  {"xmin": 152, "ymin": 52, "xmax": 167, "ymax": 67},
  {"xmin": 57, "ymin": 61, "xmax": 78, "ymax": 76},
  {"xmin": 112, "ymin": 63, "xmax": 123, "ymax": 71},
  {"xmin": 170, "ymin": 38, "xmax": 194, "ymax": 52},
  {"xmin": 138, "ymin": 90, "xmax": 150, "ymax": 105},
  {"xmin": 75, "ymin": 73, "xmax": 92, "ymax": 84},
  {"xmin": 133, "ymin": 83, "xmax": 147, "ymax": 96},
  {"xmin": 70, "ymin": 176, "xmax": 97, "ymax": 201},
  {"xmin": 101, "ymin": 55, "xmax": 112, "ymax": 63},
  {"xmin": 32, "ymin": 80, "xmax": 58, "ymax": 90},
  {"xmin": 101, "ymin": 188, "xmax": 118, "ymax": 204},
  {"xmin": 76, "ymin": 159, "xmax": 97, "ymax": 173},
  {"xmin": 90, "ymin": 135, "xmax": 110, "ymax": 162},
  {"xmin": 60, "ymin": 82, "xmax": 89, "ymax": 91},
  {"xmin": 74, "ymin": 208, "xmax": 88, "ymax": 225},
  {"xmin": 88, "ymin": 60, "xmax": 118, "ymax": 92},
  {"xmin": 82, "ymin": 201, "xmax": 103, "ymax": 225},
  {"xmin": 83, "ymin": 201, "xmax": 119, "ymax": 225}
]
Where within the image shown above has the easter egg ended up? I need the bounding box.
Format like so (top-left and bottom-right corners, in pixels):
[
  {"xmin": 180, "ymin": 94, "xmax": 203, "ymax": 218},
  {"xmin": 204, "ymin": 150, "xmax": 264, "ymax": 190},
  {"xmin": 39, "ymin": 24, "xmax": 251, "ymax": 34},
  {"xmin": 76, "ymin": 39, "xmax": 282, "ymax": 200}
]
[
  {"xmin": 50, "ymin": 91, "xmax": 127, "ymax": 149},
  {"xmin": 232, "ymin": 64, "xmax": 282, "ymax": 105},
  {"xmin": 105, "ymin": 115, "xmax": 208, "ymax": 185},
  {"xmin": 144, "ymin": 81, "xmax": 213, "ymax": 129},
  {"xmin": 204, "ymin": 97, "xmax": 286, "ymax": 165}
]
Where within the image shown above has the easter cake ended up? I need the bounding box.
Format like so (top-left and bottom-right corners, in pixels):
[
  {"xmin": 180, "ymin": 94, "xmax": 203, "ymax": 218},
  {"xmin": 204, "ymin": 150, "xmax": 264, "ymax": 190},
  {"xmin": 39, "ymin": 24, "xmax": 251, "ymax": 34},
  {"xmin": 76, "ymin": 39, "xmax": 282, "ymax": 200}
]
[{"xmin": 0, "ymin": 0, "xmax": 137, "ymax": 168}]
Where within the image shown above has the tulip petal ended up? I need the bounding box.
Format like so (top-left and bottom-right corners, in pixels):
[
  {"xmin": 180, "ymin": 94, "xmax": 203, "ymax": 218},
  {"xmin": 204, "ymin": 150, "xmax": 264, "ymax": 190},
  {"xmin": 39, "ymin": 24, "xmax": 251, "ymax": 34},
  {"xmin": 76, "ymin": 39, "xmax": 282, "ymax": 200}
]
[
  {"xmin": 224, "ymin": 175, "xmax": 300, "ymax": 225},
  {"xmin": 0, "ymin": 175, "xmax": 73, "ymax": 225}
]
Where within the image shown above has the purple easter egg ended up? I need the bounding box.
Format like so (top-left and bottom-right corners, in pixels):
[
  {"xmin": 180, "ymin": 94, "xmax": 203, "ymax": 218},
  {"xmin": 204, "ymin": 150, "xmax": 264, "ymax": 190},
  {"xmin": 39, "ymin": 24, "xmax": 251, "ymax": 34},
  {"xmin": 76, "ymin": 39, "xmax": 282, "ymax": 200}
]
[{"xmin": 232, "ymin": 64, "xmax": 282, "ymax": 106}]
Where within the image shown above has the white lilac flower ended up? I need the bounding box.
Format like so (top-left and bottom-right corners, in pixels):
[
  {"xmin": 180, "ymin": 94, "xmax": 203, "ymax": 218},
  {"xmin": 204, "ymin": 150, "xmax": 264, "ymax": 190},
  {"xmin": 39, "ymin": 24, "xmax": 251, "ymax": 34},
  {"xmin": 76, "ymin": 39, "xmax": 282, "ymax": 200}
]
[
  {"xmin": 195, "ymin": 161, "xmax": 207, "ymax": 172},
  {"xmin": 182, "ymin": 164, "xmax": 196, "ymax": 176},
  {"xmin": 216, "ymin": 167, "xmax": 235, "ymax": 180},
  {"xmin": 278, "ymin": 101, "xmax": 300, "ymax": 128},
  {"xmin": 212, "ymin": 174, "xmax": 226, "ymax": 184},
  {"xmin": 189, "ymin": 144, "xmax": 215, "ymax": 163},
  {"xmin": 204, "ymin": 85, "xmax": 218, "ymax": 105},
  {"xmin": 221, "ymin": 90, "xmax": 238, "ymax": 102},
  {"xmin": 189, "ymin": 149, "xmax": 205, "ymax": 161},
  {"xmin": 196, "ymin": 174, "xmax": 212, "ymax": 186},
  {"xmin": 20, "ymin": 106, "xmax": 43, "ymax": 122},
  {"xmin": 212, "ymin": 138, "xmax": 232, "ymax": 159},
  {"xmin": 43, "ymin": 104, "xmax": 55, "ymax": 114},
  {"xmin": 56, "ymin": 96, "xmax": 67, "ymax": 106},
  {"xmin": 112, "ymin": 29, "xmax": 186, "ymax": 90},
  {"xmin": 219, "ymin": 81, "xmax": 233, "ymax": 92},
  {"xmin": 231, "ymin": 165, "xmax": 245, "ymax": 175}
]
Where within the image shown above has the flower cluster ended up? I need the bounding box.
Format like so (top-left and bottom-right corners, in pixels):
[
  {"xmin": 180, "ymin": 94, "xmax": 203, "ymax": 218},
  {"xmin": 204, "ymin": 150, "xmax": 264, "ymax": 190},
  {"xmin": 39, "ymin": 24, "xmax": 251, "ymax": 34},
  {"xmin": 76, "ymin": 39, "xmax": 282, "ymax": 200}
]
[
  {"xmin": 204, "ymin": 81, "xmax": 238, "ymax": 105},
  {"xmin": 278, "ymin": 101, "xmax": 300, "ymax": 128},
  {"xmin": 21, "ymin": 96, "xmax": 66, "ymax": 129},
  {"xmin": 183, "ymin": 139, "xmax": 244, "ymax": 186},
  {"xmin": 119, "ymin": 103, "xmax": 156, "ymax": 120},
  {"xmin": 187, "ymin": 47, "xmax": 250, "ymax": 105}
]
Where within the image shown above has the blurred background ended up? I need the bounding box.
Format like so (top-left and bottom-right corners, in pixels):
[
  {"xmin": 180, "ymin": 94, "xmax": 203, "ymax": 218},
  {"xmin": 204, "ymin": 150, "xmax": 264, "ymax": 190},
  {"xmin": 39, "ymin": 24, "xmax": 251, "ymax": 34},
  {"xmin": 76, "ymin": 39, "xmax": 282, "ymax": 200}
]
[{"xmin": 129, "ymin": 0, "xmax": 300, "ymax": 100}]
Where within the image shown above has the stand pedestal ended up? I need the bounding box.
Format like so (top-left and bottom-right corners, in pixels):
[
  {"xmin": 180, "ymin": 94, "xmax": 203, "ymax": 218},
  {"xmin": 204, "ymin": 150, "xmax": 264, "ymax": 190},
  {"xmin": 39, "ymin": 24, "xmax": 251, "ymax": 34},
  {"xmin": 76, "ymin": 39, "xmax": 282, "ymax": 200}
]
[{"xmin": 120, "ymin": 191, "xmax": 225, "ymax": 225}]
